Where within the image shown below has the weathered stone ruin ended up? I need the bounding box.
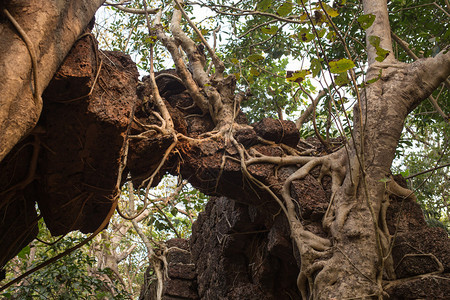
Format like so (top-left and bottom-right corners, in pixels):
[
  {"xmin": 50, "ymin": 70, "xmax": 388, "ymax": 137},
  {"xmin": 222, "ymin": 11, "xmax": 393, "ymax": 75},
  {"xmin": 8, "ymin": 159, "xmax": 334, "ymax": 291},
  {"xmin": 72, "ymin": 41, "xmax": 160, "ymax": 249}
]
[{"xmin": 1, "ymin": 36, "xmax": 449, "ymax": 299}]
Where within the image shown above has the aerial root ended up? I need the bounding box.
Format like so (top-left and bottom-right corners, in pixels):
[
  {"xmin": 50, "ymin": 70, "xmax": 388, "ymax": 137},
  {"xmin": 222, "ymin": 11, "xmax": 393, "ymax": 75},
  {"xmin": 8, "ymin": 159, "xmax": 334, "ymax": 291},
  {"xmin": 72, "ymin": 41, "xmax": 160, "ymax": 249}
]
[
  {"xmin": 3, "ymin": 8, "xmax": 41, "ymax": 106},
  {"xmin": 227, "ymin": 137, "xmax": 352, "ymax": 300},
  {"xmin": 298, "ymin": 230, "xmax": 332, "ymax": 251},
  {"xmin": 0, "ymin": 134, "xmax": 40, "ymax": 200},
  {"xmin": 386, "ymin": 178, "xmax": 416, "ymax": 201},
  {"xmin": 297, "ymin": 260, "xmax": 327, "ymax": 300},
  {"xmin": 383, "ymin": 253, "xmax": 444, "ymax": 291}
]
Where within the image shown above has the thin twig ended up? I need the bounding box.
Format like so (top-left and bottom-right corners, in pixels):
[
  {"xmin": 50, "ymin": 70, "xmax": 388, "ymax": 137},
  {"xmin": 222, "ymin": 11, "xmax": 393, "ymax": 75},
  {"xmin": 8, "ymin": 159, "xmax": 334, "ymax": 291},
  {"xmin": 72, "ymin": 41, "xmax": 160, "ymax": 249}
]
[{"xmin": 405, "ymin": 162, "xmax": 450, "ymax": 179}]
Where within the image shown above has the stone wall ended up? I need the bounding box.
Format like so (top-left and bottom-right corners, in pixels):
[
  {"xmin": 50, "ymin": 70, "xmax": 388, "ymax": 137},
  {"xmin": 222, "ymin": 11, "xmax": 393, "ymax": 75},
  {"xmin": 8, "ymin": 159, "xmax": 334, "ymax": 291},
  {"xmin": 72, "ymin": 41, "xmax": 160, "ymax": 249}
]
[{"xmin": 141, "ymin": 183, "xmax": 450, "ymax": 299}]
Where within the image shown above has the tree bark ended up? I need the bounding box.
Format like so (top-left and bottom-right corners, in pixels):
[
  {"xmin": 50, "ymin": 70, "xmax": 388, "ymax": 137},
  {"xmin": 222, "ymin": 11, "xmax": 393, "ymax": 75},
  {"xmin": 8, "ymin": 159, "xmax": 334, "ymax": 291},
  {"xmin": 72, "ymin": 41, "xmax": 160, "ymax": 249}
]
[
  {"xmin": 314, "ymin": 32, "xmax": 450, "ymax": 300},
  {"xmin": 0, "ymin": 0, "xmax": 105, "ymax": 162}
]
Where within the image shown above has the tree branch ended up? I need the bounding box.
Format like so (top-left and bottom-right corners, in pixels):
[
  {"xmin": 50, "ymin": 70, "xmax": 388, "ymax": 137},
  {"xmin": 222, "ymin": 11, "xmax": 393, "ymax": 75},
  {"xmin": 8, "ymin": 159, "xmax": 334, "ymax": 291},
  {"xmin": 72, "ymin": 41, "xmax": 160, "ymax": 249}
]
[
  {"xmin": 153, "ymin": 11, "xmax": 210, "ymax": 114},
  {"xmin": 391, "ymin": 31, "xmax": 449, "ymax": 121},
  {"xmin": 173, "ymin": 0, "xmax": 225, "ymax": 78},
  {"xmin": 405, "ymin": 163, "xmax": 450, "ymax": 179},
  {"xmin": 405, "ymin": 48, "xmax": 450, "ymax": 112},
  {"xmin": 296, "ymin": 90, "xmax": 326, "ymax": 129}
]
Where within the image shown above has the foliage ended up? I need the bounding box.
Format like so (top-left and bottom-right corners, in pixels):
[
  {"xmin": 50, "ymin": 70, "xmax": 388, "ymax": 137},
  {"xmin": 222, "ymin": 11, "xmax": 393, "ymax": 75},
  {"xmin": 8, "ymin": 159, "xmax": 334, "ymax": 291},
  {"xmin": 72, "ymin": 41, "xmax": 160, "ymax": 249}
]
[
  {"xmin": 132, "ymin": 176, "xmax": 208, "ymax": 239},
  {"xmin": 2, "ymin": 175, "xmax": 207, "ymax": 298},
  {"xmin": 394, "ymin": 120, "xmax": 450, "ymax": 232},
  {"xmin": 2, "ymin": 232, "xmax": 130, "ymax": 299},
  {"xmin": 195, "ymin": 0, "xmax": 449, "ymax": 227}
]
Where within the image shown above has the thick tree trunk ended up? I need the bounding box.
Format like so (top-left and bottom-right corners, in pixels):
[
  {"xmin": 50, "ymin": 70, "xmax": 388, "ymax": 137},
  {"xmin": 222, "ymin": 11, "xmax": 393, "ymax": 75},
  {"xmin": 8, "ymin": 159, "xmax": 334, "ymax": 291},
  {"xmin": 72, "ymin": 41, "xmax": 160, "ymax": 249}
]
[
  {"xmin": 314, "ymin": 50, "xmax": 450, "ymax": 299},
  {"xmin": 0, "ymin": 0, "xmax": 104, "ymax": 162}
]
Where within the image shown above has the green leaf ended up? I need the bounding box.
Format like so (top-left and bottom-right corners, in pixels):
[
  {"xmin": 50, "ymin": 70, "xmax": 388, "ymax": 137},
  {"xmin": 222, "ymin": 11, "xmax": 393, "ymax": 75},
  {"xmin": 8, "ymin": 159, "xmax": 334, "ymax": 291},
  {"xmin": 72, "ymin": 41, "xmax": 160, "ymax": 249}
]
[
  {"xmin": 298, "ymin": 28, "xmax": 314, "ymax": 42},
  {"xmin": 369, "ymin": 36, "xmax": 390, "ymax": 62},
  {"xmin": 329, "ymin": 58, "xmax": 355, "ymax": 74},
  {"xmin": 375, "ymin": 47, "xmax": 390, "ymax": 62},
  {"xmin": 400, "ymin": 169, "xmax": 410, "ymax": 177},
  {"xmin": 277, "ymin": 1, "xmax": 293, "ymax": 17},
  {"xmin": 18, "ymin": 245, "xmax": 30, "ymax": 259},
  {"xmin": 310, "ymin": 58, "xmax": 323, "ymax": 77},
  {"xmin": 379, "ymin": 177, "xmax": 389, "ymax": 183},
  {"xmin": 317, "ymin": 28, "xmax": 327, "ymax": 38},
  {"xmin": 261, "ymin": 26, "xmax": 279, "ymax": 35},
  {"xmin": 145, "ymin": 35, "xmax": 158, "ymax": 44},
  {"xmin": 335, "ymin": 71, "xmax": 349, "ymax": 86},
  {"xmin": 368, "ymin": 35, "xmax": 381, "ymax": 47},
  {"xmin": 247, "ymin": 54, "xmax": 265, "ymax": 62},
  {"xmin": 322, "ymin": 4, "xmax": 339, "ymax": 18},
  {"xmin": 171, "ymin": 207, "xmax": 178, "ymax": 217},
  {"xmin": 286, "ymin": 69, "xmax": 311, "ymax": 83},
  {"xmin": 357, "ymin": 13, "xmax": 375, "ymax": 30},
  {"xmin": 360, "ymin": 69, "xmax": 382, "ymax": 87},
  {"xmin": 326, "ymin": 30, "xmax": 336, "ymax": 41},
  {"xmin": 256, "ymin": 0, "xmax": 271, "ymax": 11}
]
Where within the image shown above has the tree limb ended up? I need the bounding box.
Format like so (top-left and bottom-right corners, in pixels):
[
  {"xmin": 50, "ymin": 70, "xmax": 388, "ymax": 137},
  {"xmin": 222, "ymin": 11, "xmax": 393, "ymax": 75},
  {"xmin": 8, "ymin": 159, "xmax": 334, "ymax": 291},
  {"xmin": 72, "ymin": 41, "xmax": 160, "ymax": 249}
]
[
  {"xmin": 296, "ymin": 90, "xmax": 327, "ymax": 129},
  {"xmin": 391, "ymin": 31, "xmax": 449, "ymax": 121},
  {"xmin": 153, "ymin": 11, "xmax": 210, "ymax": 114},
  {"xmin": 405, "ymin": 162, "xmax": 450, "ymax": 179}
]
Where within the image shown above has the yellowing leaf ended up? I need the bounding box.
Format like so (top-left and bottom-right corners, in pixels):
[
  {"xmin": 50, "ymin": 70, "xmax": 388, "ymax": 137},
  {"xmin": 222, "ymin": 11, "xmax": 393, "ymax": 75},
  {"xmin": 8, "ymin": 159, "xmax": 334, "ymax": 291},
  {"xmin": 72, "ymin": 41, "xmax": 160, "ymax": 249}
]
[
  {"xmin": 335, "ymin": 71, "xmax": 349, "ymax": 86},
  {"xmin": 231, "ymin": 58, "xmax": 239, "ymax": 64},
  {"xmin": 277, "ymin": 1, "xmax": 293, "ymax": 17},
  {"xmin": 317, "ymin": 28, "xmax": 327, "ymax": 38},
  {"xmin": 375, "ymin": 47, "xmax": 390, "ymax": 62},
  {"xmin": 145, "ymin": 35, "xmax": 158, "ymax": 44},
  {"xmin": 329, "ymin": 58, "xmax": 355, "ymax": 74},
  {"xmin": 368, "ymin": 35, "xmax": 381, "ymax": 47},
  {"xmin": 322, "ymin": 4, "xmax": 339, "ymax": 18},
  {"xmin": 298, "ymin": 28, "xmax": 314, "ymax": 42},
  {"xmin": 286, "ymin": 69, "xmax": 311, "ymax": 83},
  {"xmin": 369, "ymin": 35, "xmax": 390, "ymax": 62}
]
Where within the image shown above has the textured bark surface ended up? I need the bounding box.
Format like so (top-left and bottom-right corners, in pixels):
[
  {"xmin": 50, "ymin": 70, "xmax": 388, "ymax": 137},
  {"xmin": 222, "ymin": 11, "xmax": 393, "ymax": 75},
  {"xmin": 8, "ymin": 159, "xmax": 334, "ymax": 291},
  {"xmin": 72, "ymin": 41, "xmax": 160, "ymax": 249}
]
[
  {"xmin": 131, "ymin": 69, "xmax": 450, "ymax": 299},
  {"xmin": 0, "ymin": 0, "xmax": 105, "ymax": 162},
  {"xmin": 37, "ymin": 39, "xmax": 139, "ymax": 235},
  {"xmin": 0, "ymin": 37, "xmax": 138, "ymax": 268},
  {"xmin": 142, "ymin": 185, "xmax": 450, "ymax": 300},
  {"xmin": 140, "ymin": 239, "xmax": 199, "ymax": 300}
]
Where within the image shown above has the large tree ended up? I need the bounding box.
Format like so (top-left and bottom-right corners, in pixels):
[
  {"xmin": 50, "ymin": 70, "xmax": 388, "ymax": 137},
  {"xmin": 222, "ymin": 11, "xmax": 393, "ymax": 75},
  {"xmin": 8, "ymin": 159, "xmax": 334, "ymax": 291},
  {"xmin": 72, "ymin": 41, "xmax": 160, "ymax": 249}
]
[{"xmin": 0, "ymin": 0, "xmax": 449, "ymax": 299}]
